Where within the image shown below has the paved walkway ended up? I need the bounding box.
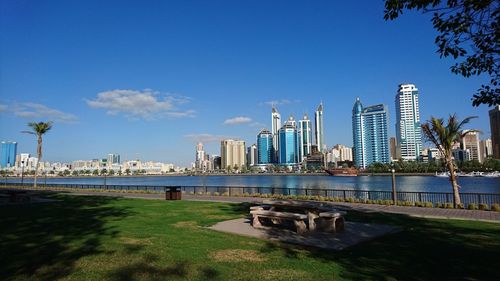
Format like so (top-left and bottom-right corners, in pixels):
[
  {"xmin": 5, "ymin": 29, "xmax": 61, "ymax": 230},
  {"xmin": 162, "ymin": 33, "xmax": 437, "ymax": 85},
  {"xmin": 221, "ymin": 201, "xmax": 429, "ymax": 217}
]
[
  {"xmin": 209, "ymin": 218, "xmax": 400, "ymax": 251},
  {"xmin": 6, "ymin": 188, "xmax": 500, "ymax": 223}
]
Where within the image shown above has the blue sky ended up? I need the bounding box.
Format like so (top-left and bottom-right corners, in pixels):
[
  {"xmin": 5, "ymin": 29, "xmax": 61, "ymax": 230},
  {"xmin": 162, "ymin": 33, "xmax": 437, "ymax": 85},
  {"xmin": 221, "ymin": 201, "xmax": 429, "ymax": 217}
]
[{"xmin": 0, "ymin": 0, "xmax": 493, "ymax": 167}]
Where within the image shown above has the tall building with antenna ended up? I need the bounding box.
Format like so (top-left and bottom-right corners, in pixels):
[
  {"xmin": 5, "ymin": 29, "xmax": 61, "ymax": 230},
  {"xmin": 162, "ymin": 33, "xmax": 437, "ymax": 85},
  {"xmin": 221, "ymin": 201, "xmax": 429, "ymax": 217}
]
[{"xmin": 271, "ymin": 106, "xmax": 281, "ymax": 163}]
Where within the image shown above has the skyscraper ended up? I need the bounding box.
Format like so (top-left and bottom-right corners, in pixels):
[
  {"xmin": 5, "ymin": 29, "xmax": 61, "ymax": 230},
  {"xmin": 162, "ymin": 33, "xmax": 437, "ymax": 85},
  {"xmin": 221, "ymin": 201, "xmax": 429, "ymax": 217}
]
[
  {"xmin": 461, "ymin": 130, "xmax": 482, "ymax": 163},
  {"xmin": 271, "ymin": 106, "xmax": 281, "ymax": 162},
  {"xmin": 195, "ymin": 143, "xmax": 206, "ymax": 169},
  {"xmin": 1, "ymin": 141, "xmax": 17, "ymax": 168},
  {"xmin": 314, "ymin": 102, "xmax": 325, "ymax": 152},
  {"xmin": 352, "ymin": 98, "xmax": 390, "ymax": 169},
  {"xmin": 395, "ymin": 84, "xmax": 422, "ymax": 161},
  {"xmin": 278, "ymin": 116, "xmax": 298, "ymax": 165},
  {"xmin": 298, "ymin": 114, "xmax": 312, "ymax": 162},
  {"xmin": 220, "ymin": 140, "xmax": 246, "ymax": 170},
  {"xmin": 257, "ymin": 129, "xmax": 273, "ymax": 164},
  {"xmin": 490, "ymin": 106, "xmax": 500, "ymax": 159}
]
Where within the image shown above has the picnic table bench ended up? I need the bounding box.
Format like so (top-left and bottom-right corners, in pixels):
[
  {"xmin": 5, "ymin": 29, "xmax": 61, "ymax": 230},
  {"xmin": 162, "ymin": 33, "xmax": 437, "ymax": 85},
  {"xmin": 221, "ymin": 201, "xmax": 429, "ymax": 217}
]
[{"xmin": 250, "ymin": 199, "xmax": 346, "ymax": 234}]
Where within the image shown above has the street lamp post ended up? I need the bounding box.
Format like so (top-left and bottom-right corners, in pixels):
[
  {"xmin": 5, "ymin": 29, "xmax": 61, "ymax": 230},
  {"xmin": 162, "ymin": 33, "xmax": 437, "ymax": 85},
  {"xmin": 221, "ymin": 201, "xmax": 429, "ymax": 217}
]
[
  {"xmin": 21, "ymin": 160, "xmax": 25, "ymax": 186},
  {"xmin": 391, "ymin": 167, "xmax": 397, "ymax": 205}
]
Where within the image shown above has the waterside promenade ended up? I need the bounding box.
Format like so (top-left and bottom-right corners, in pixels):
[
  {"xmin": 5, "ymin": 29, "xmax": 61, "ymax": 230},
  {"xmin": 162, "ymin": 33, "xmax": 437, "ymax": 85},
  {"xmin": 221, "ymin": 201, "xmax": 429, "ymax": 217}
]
[{"xmin": 15, "ymin": 187, "xmax": 500, "ymax": 223}]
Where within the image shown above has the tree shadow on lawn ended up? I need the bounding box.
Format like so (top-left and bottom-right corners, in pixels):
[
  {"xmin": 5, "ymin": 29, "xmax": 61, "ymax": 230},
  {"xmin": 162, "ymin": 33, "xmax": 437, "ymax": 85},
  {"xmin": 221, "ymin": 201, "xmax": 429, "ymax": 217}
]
[
  {"xmin": 256, "ymin": 209, "xmax": 500, "ymax": 281},
  {"xmin": 106, "ymin": 252, "xmax": 220, "ymax": 281},
  {"xmin": 0, "ymin": 194, "xmax": 132, "ymax": 280}
]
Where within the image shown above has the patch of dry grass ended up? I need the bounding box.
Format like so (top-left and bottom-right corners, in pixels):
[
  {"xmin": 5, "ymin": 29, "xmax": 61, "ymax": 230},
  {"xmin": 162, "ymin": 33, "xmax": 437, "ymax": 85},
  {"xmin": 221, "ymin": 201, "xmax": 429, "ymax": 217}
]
[{"xmin": 211, "ymin": 249, "xmax": 266, "ymax": 262}]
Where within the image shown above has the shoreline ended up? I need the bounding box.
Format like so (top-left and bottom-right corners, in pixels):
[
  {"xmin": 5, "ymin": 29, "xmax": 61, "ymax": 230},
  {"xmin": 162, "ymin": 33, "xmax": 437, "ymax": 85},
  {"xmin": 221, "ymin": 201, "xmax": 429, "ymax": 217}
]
[{"xmin": 3, "ymin": 172, "xmax": 443, "ymax": 179}]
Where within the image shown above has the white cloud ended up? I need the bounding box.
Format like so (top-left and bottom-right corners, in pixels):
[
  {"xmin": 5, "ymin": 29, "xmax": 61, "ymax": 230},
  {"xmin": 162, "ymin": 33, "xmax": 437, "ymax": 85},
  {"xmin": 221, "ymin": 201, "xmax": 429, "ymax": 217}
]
[
  {"xmin": 184, "ymin": 134, "xmax": 237, "ymax": 143},
  {"xmin": 86, "ymin": 89, "xmax": 195, "ymax": 120},
  {"xmin": 223, "ymin": 116, "xmax": 252, "ymax": 125},
  {"xmin": 1, "ymin": 102, "xmax": 78, "ymax": 123}
]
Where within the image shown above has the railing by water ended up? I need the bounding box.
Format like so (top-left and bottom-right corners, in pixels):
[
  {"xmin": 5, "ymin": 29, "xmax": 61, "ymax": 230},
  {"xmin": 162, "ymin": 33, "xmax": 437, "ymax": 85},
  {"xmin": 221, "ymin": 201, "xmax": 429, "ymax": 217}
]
[{"xmin": 4, "ymin": 182, "xmax": 500, "ymax": 207}]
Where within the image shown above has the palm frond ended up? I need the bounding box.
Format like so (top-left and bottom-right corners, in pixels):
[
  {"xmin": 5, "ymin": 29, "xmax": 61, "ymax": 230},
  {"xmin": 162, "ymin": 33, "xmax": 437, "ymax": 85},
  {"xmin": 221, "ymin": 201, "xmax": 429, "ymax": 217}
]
[{"xmin": 21, "ymin": 131, "xmax": 36, "ymax": 135}]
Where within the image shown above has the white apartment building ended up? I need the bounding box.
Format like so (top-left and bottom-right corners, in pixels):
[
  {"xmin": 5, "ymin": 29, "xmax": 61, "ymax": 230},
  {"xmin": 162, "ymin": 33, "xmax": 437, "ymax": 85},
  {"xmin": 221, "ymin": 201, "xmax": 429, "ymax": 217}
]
[{"xmin": 395, "ymin": 84, "xmax": 422, "ymax": 161}]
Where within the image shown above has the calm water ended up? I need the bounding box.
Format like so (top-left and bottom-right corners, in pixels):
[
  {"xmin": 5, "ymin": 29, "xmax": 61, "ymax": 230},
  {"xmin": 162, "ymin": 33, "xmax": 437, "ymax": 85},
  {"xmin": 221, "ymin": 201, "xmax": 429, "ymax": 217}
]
[{"xmin": 6, "ymin": 175, "xmax": 500, "ymax": 194}]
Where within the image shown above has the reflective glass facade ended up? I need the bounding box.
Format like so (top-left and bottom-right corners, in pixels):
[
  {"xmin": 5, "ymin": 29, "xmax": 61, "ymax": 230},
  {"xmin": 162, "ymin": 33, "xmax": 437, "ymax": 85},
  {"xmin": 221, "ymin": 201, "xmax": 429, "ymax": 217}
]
[{"xmin": 1, "ymin": 141, "xmax": 17, "ymax": 168}]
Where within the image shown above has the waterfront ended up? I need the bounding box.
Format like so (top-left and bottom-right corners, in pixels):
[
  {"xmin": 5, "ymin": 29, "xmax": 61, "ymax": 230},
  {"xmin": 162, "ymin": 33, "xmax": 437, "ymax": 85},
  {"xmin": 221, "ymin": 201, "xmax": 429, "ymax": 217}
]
[{"xmin": 6, "ymin": 175, "xmax": 500, "ymax": 194}]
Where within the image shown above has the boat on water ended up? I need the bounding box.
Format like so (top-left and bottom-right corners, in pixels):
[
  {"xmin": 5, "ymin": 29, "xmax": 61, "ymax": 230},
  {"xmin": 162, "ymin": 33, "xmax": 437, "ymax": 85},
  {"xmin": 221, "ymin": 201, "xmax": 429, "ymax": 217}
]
[
  {"xmin": 435, "ymin": 172, "xmax": 449, "ymax": 177},
  {"xmin": 460, "ymin": 171, "xmax": 484, "ymax": 177},
  {"xmin": 435, "ymin": 171, "xmax": 463, "ymax": 177},
  {"xmin": 482, "ymin": 171, "xmax": 500, "ymax": 178},
  {"xmin": 325, "ymin": 168, "xmax": 359, "ymax": 176}
]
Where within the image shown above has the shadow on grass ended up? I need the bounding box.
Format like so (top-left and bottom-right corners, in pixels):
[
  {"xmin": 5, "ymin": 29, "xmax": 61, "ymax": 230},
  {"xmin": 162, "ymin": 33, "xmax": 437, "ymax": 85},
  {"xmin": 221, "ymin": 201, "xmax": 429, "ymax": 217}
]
[
  {"xmin": 107, "ymin": 253, "xmax": 220, "ymax": 281},
  {"xmin": 0, "ymin": 193, "xmax": 132, "ymax": 280},
  {"xmin": 215, "ymin": 201, "xmax": 253, "ymax": 216},
  {"xmin": 252, "ymin": 206, "xmax": 500, "ymax": 281}
]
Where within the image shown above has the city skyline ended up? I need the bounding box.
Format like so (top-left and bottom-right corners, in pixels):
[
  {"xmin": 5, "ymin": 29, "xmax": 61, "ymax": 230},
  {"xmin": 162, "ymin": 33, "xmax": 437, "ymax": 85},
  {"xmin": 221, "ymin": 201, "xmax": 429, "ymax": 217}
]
[{"xmin": 0, "ymin": 1, "xmax": 493, "ymax": 167}]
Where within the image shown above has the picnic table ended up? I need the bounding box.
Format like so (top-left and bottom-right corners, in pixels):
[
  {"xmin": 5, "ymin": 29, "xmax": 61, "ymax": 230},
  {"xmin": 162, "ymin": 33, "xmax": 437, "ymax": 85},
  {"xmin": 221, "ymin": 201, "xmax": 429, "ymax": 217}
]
[{"xmin": 250, "ymin": 199, "xmax": 346, "ymax": 234}]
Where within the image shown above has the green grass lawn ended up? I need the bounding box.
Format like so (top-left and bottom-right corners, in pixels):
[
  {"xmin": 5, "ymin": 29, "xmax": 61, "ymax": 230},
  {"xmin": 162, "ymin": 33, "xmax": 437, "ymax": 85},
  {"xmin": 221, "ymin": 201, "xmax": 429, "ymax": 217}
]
[{"xmin": 0, "ymin": 194, "xmax": 499, "ymax": 281}]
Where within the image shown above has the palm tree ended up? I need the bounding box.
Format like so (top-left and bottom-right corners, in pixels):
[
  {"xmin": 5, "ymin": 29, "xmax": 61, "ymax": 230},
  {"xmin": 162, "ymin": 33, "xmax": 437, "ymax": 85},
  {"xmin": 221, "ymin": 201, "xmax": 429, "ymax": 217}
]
[
  {"xmin": 421, "ymin": 114, "xmax": 477, "ymax": 208},
  {"xmin": 22, "ymin": 121, "xmax": 53, "ymax": 189}
]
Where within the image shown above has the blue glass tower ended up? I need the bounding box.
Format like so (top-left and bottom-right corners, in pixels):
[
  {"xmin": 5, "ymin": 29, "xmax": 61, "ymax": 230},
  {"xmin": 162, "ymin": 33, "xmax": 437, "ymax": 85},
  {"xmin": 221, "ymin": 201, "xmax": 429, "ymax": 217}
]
[
  {"xmin": 352, "ymin": 98, "xmax": 390, "ymax": 169},
  {"xmin": 352, "ymin": 98, "xmax": 364, "ymax": 168},
  {"xmin": 278, "ymin": 117, "xmax": 298, "ymax": 165},
  {"xmin": 257, "ymin": 129, "xmax": 273, "ymax": 164},
  {"xmin": 1, "ymin": 141, "xmax": 17, "ymax": 168}
]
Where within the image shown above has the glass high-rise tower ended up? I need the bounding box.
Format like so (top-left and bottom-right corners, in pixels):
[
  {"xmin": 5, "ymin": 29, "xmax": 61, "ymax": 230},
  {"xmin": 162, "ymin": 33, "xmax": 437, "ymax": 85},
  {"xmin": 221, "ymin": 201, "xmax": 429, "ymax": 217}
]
[
  {"xmin": 314, "ymin": 103, "xmax": 325, "ymax": 152},
  {"xmin": 278, "ymin": 117, "xmax": 298, "ymax": 165},
  {"xmin": 352, "ymin": 98, "xmax": 390, "ymax": 169},
  {"xmin": 271, "ymin": 106, "xmax": 281, "ymax": 163},
  {"xmin": 1, "ymin": 141, "xmax": 17, "ymax": 168},
  {"xmin": 395, "ymin": 84, "xmax": 422, "ymax": 161},
  {"xmin": 257, "ymin": 129, "xmax": 273, "ymax": 164},
  {"xmin": 298, "ymin": 114, "xmax": 312, "ymax": 162}
]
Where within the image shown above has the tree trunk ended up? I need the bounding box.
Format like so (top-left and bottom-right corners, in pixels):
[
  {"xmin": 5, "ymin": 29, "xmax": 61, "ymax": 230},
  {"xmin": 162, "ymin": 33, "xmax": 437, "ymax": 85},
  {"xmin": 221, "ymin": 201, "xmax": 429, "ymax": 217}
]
[
  {"xmin": 446, "ymin": 157, "xmax": 461, "ymax": 208},
  {"xmin": 34, "ymin": 135, "xmax": 42, "ymax": 189}
]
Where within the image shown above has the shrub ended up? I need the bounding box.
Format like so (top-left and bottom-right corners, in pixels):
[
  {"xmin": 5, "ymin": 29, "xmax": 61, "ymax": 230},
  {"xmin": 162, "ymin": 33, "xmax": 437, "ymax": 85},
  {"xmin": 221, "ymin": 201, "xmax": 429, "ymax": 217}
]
[
  {"xmin": 384, "ymin": 200, "xmax": 392, "ymax": 206},
  {"xmin": 468, "ymin": 203, "xmax": 477, "ymax": 210},
  {"xmin": 491, "ymin": 204, "xmax": 500, "ymax": 212},
  {"xmin": 434, "ymin": 202, "xmax": 442, "ymax": 208},
  {"xmin": 456, "ymin": 203, "xmax": 464, "ymax": 209},
  {"xmin": 478, "ymin": 203, "xmax": 489, "ymax": 211},
  {"xmin": 424, "ymin": 202, "xmax": 433, "ymax": 208},
  {"xmin": 205, "ymin": 192, "xmax": 211, "ymax": 196},
  {"xmin": 213, "ymin": 192, "xmax": 220, "ymax": 196},
  {"xmin": 444, "ymin": 203, "xmax": 454, "ymax": 209},
  {"xmin": 222, "ymin": 192, "xmax": 230, "ymax": 197},
  {"xmin": 347, "ymin": 197, "xmax": 355, "ymax": 203},
  {"xmin": 188, "ymin": 191, "xmax": 195, "ymax": 195},
  {"xmin": 197, "ymin": 191, "xmax": 205, "ymax": 195}
]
